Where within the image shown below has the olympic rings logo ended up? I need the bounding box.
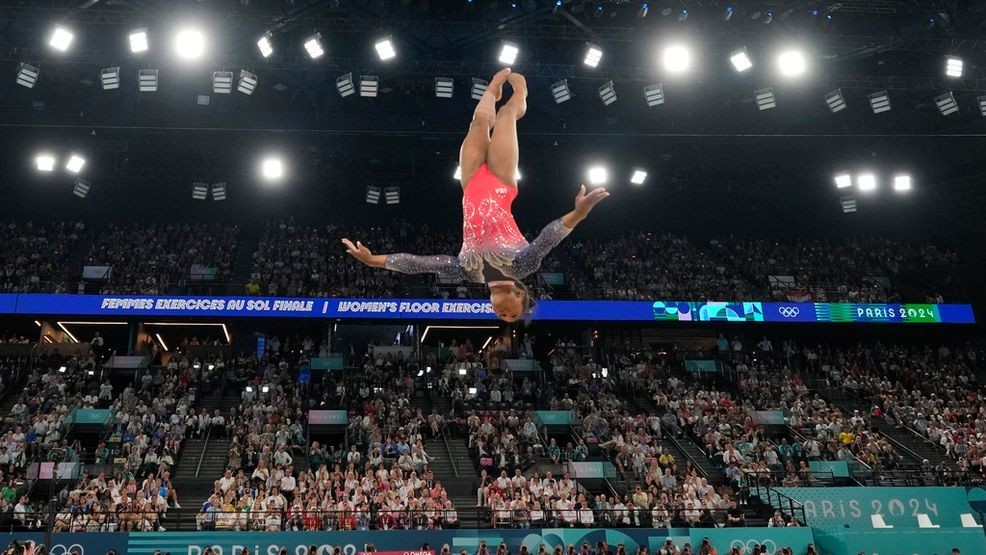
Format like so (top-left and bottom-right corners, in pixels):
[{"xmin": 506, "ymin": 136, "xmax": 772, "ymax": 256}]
[
  {"xmin": 778, "ymin": 307, "xmax": 800, "ymax": 318},
  {"xmin": 729, "ymin": 540, "xmax": 777, "ymax": 555},
  {"xmin": 49, "ymin": 544, "xmax": 84, "ymax": 555}
]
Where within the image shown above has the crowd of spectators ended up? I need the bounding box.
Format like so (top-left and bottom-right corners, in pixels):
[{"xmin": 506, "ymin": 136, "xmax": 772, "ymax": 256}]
[
  {"xmin": 248, "ymin": 220, "xmax": 405, "ymax": 298},
  {"xmin": 813, "ymin": 341, "xmax": 986, "ymax": 478},
  {"xmin": 52, "ymin": 353, "xmax": 220, "ymax": 531},
  {"xmin": 0, "ymin": 222, "xmax": 83, "ymax": 293},
  {"xmin": 84, "ymin": 223, "xmax": 238, "ymax": 295},
  {"xmin": 0, "ymin": 218, "xmax": 964, "ymax": 304},
  {"xmin": 570, "ymin": 233, "xmax": 959, "ymax": 303},
  {"xmin": 570, "ymin": 233, "xmax": 753, "ymax": 301},
  {"xmin": 192, "ymin": 346, "xmax": 458, "ymax": 531}
]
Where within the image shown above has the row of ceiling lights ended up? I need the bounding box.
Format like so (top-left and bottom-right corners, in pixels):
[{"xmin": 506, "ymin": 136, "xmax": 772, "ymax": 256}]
[{"xmin": 44, "ymin": 22, "xmax": 969, "ymax": 80}]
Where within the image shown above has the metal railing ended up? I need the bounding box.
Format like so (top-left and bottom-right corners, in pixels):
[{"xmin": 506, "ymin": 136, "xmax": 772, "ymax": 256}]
[
  {"xmin": 743, "ymin": 475, "xmax": 808, "ymax": 526},
  {"xmin": 13, "ymin": 507, "xmax": 770, "ymax": 533}
]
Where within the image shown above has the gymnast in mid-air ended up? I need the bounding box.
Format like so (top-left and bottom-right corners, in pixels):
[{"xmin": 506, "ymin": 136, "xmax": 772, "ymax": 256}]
[{"xmin": 342, "ymin": 69, "xmax": 609, "ymax": 323}]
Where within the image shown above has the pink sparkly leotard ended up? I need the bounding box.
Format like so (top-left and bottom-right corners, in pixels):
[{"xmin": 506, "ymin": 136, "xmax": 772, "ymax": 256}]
[{"xmin": 385, "ymin": 164, "xmax": 572, "ymax": 283}]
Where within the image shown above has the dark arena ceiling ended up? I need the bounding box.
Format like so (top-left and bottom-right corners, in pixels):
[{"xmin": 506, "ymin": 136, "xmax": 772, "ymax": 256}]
[{"xmin": 1, "ymin": 0, "xmax": 986, "ymax": 238}]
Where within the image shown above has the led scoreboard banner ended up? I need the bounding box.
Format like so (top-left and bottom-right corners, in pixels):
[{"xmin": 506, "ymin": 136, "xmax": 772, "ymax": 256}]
[{"xmin": 0, "ymin": 294, "xmax": 974, "ymax": 324}]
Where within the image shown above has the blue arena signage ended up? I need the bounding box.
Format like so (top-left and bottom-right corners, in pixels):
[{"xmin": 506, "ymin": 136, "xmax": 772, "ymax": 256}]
[{"xmin": 0, "ymin": 294, "xmax": 974, "ymax": 323}]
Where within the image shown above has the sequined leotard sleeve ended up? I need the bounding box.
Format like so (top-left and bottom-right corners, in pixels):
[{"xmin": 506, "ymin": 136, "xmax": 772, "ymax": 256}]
[
  {"xmin": 511, "ymin": 218, "xmax": 573, "ymax": 277},
  {"xmin": 384, "ymin": 253, "xmax": 468, "ymax": 281}
]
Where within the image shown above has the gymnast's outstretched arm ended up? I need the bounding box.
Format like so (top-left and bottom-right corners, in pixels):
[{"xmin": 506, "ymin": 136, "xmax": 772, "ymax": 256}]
[
  {"xmin": 515, "ymin": 185, "xmax": 610, "ymax": 271},
  {"xmin": 341, "ymin": 238, "xmax": 467, "ymax": 281}
]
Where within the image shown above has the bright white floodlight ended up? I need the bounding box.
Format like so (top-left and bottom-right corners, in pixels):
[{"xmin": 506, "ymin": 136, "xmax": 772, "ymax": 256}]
[
  {"xmin": 778, "ymin": 49, "xmax": 807, "ymax": 77},
  {"xmin": 894, "ymin": 174, "xmax": 912, "ymax": 192},
  {"xmin": 262, "ymin": 157, "xmax": 284, "ymax": 180},
  {"xmin": 857, "ymin": 173, "xmax": 877, "ymax": 192},
  {"xmin": 584, "ymin": 44, "xmax": 603, "ymax": 67},
  {"xmin": 66, "ymin": 154, "xmax": 86, "ymax": 174},
  {"xmin": 834, "ymin": 174, "xmax": 852, "ymax": 189},
  {"xmin": 499, "ymin": 41, "xmax": 519, "ymax": 65},
  {"xmin": 257, "ymin": 33, "xmax": 274, "ymax": 58},
  {"xmin": 630, "ymin": 169, "xmax": 648, "ymax": 185},
  {"xmin": 375, "ymin": 36, "xmax": 396, "ymax": 61},
  {"xmin": 130, "ymin": 29, "xmax": 148, "ymax": 53},
  {"xmin": 730, "ymin": 48, "xmax": 753, "ymax": 72},
  {"xmin": 174, "ymin": 28, "xmax": 205, "ymax": 59},
  {"xmin": 587, "ymin": 166, "xmax": 609, "ymax": 185},
  {"xmin": 945, "ymin": 56, "xmax": 963, "ymax": 78},
  {"xmin": 36, "ymin": 154, "xmax": 56, "ymax": 172},
  {"xmin": 663, "ymin": 45, "xmax": 691, "ymax": 73},
  {"xmin": 304, "ymin": 33, "xmax": 324, "ymax": 59},
  {"xmin": 49, "ymin": 26, "xmax": 74, "ymax": 52}
]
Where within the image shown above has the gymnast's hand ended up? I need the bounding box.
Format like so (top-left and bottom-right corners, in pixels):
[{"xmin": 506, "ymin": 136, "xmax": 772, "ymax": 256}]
[
  {"xmin": 573, "ymin": 184, "xmax": 610, "ymax": 218},
  {"xmin": 563, "ymin": 185, "xmax": 609, "ymax": 228},
  {"xmin": 342, "ymin": 238, "xmax": 386, "ymax": 268}
]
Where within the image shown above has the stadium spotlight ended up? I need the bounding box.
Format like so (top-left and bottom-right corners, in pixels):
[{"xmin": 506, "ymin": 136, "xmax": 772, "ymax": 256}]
[
  {"xmin": 130, "ymin": 28, "xmax": 149, "ymax": 53},
  {"xmin": 453, "ymin": 165, "xmax": 462, "ymax": 180},
  {"xmin": 385, "ymin": 186, "xmax": 400, "ymax": 205},
  {"xmin": 471, "ymin": 78, "xmax": 488, "ymax": 100},
  {"xmin": 304, "ymin": 33, "xmax": 324, "ymax": 59},
  {"xmin": 35, "ymin": 153, "xmax": 56, "ymax": 172},
  {"xmin": 857, "ymin": 173, "xmax": 876, "ymax": 192},
  {"xmin": 237, "ymin": 70, "xmax": 258, "ymax": 95},
  {"xmin": 499, "ymin": 41, "xmax": 519, "ymax": 65},
  {"xmin": 257, "ymin": 32, "xmax": 274, "ymax": 58},
  {"xmin": 777, "ymin": 49, "xmax": 806, "ymax": 77},
  {"xmin": 65, "ymin": 154, "xmax": 86, "ymax": 174},
  {"xmin": 49, "ymin": 26, "xmax": 74, "ymax": 52},
  {"xmin": 261, "ymin": 157, "xmax": 284, "ymax": 181},
  {"xmin": 644, "ymin": 83, "xmax": 665, "ymax": 106},
  {"xmin": 174, "ymin": 28, "xmax": 205, "ymax": 60},
  {"xmin": 587, "ymin": 165, "xmax": 608, "ymax": 185},
  {"xmin": 834, "ymin": 174, "xmax": 852, "ymax": 189},
  {"xmin": 73, "ymin": 178, "xmax": 91, "ymax": 199},
  {"xmin": 945, "ymin": 56, "xmax": 963, "ymax": 78},
  {"xmin": 360, "ymin": 75, "xmax": 379, "ymax": 97},
  {"xmin": 192, "ymin": 182, "xmax": 208, "ymax": 200},
  {"xmin": 213, "ymin": 71, "xmax": 233, "ymax": 94},
  {"xmin": 138, "ymin": 69, "xmax": 158, "ymax": 92},
  {"xmin": 730, "ymin": 47, "xmax": 753, "ymax": 72},
  {"xmin": 551, "ymin": 79, "xmax": 572, "ymax": 104},
  {"xmin": 366, "ymin": 186, "xmax": 381, "ymax": 204},
  {"xmin": 755, "ymin": 87, "xmax": 776, "ymax": 110},
  {"xmin": 598, "ymin": 81, "xmax": 617, "ymax": 105},
  {"xmin": 840, "ymin": 195, "xmax": 857, "ymax": 214},
  {"xmin": 894, "ymin": 174, "xmax": 912, "ymax": 192},
  {"xmin": 630, "ymin": 169, "xmax": 648, "ymax": 185},
  {"xmin": 868, "ymin": 90, "xmax": 891, "ymax": 114},
  {"xmin": 825, "ymin": 89, "xmax": 847, "ymax": 113},
  {"xmin": 375, "ymin": 36, "xmax": 397, "ymax": 61},
  {"xmin": 212, "ymin": 182, "xmax": 227, "ymax": 201},
  {"xmin": 16, "ymin": 63, "xmax": 39, "ymax": 89},
  {"xmin": 979, "ymin": 95, "xmax": 986, "ymax": 117},
  {"xmin": 100, "ymin": 67, "xmax": 120, "ymax": 90},
  {"xmin": 935, "ymin": 91, "xmax": 958, "ymax": 116},
  {"xmin": 663, "ymin": 45, "xmax": 691, "ymax": 73},
  {"xmin": 336, "ymin": 73, "xmax": 355, "ymax": 97},
  {"xmin": 584, "ymin": 43, "xmax": 603, "ymax": 68},
  {"xmin": 435, "ymin": 77, "xmax": 454, "ymax": 98}
]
